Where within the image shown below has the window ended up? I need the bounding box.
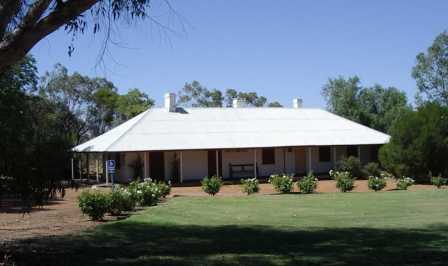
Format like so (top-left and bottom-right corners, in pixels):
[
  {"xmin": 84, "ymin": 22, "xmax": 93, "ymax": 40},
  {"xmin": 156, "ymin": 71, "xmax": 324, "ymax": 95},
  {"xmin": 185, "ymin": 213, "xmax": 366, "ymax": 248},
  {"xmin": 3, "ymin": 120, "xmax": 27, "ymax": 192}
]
[
  {"xmin": 262, "ymin": 148, "xmax": 275, "ymax": 164},
  {"xmin": 347, "ymin": 146, "xmax": 358, "ymax": 158},
  {"xmin": 319, "ymin": 146, "xmax": 331, "ymax": 162}
]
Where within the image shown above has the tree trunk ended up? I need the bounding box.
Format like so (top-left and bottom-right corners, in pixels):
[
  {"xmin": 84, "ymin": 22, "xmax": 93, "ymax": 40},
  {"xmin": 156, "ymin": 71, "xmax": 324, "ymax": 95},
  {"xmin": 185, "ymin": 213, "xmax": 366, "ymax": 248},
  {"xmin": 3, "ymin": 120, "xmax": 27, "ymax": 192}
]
[{"xmin": 0, "ymin": 0, "xmax": 98, "ymax": 73}]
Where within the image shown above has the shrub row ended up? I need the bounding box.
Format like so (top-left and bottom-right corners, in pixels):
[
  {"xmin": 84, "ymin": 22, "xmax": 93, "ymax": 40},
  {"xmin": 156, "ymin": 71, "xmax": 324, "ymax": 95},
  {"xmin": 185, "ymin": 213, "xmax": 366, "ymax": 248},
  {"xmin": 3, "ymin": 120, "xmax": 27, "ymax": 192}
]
[{"xmin": 78, "ymin": 179, "xmax": 171, "ymax": 221}]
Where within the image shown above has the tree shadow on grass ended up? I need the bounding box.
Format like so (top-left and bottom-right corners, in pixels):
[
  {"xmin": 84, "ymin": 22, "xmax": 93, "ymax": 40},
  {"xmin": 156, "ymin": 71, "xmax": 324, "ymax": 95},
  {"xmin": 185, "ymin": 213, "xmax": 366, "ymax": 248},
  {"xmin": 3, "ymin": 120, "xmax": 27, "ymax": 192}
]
[{"xmin": 3, "ymin": 223, "xmax": 448, "ymax": 266}]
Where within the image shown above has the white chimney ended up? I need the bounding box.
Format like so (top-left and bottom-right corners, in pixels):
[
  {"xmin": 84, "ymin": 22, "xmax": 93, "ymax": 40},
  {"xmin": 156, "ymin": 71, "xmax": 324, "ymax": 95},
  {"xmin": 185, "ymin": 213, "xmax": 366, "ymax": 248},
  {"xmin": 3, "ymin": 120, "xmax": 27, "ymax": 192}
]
[
  {"xmin": 293, "ymin": 98, "xmax": 303, "ymax": 108},
  {"xmin": 164, "ymin": 92, "xmax": 176, "ymax": 112},
  {"xmin": 232, "ymin": 98, "xmax": 247, "ymax": 108}
]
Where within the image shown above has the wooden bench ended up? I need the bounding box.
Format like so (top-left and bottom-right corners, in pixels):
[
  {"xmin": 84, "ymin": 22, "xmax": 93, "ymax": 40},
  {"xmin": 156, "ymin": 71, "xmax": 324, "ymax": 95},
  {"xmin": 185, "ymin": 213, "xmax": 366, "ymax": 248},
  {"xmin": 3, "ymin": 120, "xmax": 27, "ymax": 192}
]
[{"xmin": 229, "ymin": 163, "xmax": 258, "ymax": 179}]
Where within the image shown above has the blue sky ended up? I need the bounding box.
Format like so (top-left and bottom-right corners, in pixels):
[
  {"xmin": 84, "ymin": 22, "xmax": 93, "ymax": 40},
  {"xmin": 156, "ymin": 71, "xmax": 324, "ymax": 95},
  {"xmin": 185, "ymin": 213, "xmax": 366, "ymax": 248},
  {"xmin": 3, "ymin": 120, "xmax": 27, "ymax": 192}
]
[{"xmin": 31, "ymin": 0, "xmax": 448, "ymax": 107}]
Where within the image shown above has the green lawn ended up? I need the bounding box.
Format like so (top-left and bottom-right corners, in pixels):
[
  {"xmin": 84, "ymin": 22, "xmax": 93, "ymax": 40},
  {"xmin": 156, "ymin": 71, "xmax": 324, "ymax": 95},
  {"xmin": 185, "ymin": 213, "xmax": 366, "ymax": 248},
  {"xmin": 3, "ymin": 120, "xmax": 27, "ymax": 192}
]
[{"xmin": 11, "ymin": 190, "xmax": 448, "ymax": 265}]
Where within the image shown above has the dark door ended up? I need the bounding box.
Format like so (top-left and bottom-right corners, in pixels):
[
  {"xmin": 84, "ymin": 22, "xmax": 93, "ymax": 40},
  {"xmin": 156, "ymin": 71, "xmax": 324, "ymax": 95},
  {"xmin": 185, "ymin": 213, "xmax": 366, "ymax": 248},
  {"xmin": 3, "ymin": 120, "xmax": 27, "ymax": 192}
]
[
  {"xmin": 208, "ymin": 150, "xmax": 222, "ymax": 177},
  {"xmin": 150, "ymin": 152, "xmax": 165, "ymax": 181}
]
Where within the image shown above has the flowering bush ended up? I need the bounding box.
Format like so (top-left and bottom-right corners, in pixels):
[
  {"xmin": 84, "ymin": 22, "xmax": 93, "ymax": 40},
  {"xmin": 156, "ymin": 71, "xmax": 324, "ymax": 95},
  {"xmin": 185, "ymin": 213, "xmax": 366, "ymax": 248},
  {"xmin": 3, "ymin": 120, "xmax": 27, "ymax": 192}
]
[
  {"xmin": 297, "ymin": 172, "xmax": 318, "ymax": 194},
  {"xmin": 78, "ymin": 189, "xmax": 111, "ymax": 221},
  {"xmin": 139, "ymin": 181, "xmax": 163, "ymax": 206},
  {"xmin": 201, "ymin": 176, "xmax": 222, "ymax": 196},
  {"xmin": 157, "ymin": 181, "xmax": 171, "ymax": 198},
  {"xmin": 330, "ymin": 170, "xmax": 355, "ymax": 192},
  {"xmin": 128, "ymin": 181, "xmax": 142, "ymax": 204},
  {"xmin": 109, "ymin": 186, "xmax": 135, "ymax": 215},
  {"xmin": 240, "ymin": 178, "xmax": 259, "ymax": 195},
  {"xmin": 269, "ymin": 174, "xmax": 294, "ymax": 193},
  {"xmin": 368, "ymin": 176, "xmax": 387, "ymax": 192},
  {"xmin": 128, "ymin": 179, "xmax": 163, "ymax": 206},
  {"xmin": 396, "ymin": 176, "xmax": 414, "ymax": 190},
  {"xmin": 431, "ymin": 176, "xmax": 446, "ymax": 188}
]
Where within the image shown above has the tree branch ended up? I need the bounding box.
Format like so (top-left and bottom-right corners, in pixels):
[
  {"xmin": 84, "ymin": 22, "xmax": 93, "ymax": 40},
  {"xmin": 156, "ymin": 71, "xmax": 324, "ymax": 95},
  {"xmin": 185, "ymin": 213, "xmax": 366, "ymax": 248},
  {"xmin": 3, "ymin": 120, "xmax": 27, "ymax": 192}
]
[
  {"xmin": 19, "ymin": 0, "xmax": 53, "ymax": 29},
  {"xmin": 0, "ymin": 0, "xmax": 21, "ymax": 39},
  {"xmin": 0, "ymin": 0, "xmax": 98, "ymax": 72}
]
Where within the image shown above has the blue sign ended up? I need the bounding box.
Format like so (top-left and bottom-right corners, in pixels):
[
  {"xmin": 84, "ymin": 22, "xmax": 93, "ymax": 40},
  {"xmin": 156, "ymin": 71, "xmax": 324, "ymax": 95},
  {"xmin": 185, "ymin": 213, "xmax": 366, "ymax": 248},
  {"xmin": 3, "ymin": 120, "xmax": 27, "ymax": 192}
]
[{"xmin": 107, "ymin": 160, "xmax": 116, "ymax": 173}]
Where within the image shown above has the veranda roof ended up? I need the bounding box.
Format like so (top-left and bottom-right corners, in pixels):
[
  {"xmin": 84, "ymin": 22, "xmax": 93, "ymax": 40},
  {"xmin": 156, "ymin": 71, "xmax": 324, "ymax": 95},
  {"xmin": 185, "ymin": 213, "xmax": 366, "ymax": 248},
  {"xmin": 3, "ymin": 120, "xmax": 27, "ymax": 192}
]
[{"xmin": 73, "ymin": 107, "xmax": 390, "ymax": 152}]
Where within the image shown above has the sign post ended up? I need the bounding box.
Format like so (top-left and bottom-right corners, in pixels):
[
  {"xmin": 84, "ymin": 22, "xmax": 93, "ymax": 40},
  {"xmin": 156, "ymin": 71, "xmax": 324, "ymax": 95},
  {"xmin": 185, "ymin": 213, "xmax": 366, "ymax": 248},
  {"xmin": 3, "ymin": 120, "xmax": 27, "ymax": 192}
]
[{"xmin": 107, "ymin": 160, "xmax": 116, "ymax": 190}]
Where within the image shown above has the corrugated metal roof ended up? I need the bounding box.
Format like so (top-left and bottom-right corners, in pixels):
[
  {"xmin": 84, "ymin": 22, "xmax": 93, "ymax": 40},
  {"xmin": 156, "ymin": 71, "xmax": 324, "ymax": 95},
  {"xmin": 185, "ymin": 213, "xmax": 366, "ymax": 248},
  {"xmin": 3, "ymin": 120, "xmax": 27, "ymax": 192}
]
[{"xmin": 73, "ymin": 107, "xmax": 390, "ymax": 152}]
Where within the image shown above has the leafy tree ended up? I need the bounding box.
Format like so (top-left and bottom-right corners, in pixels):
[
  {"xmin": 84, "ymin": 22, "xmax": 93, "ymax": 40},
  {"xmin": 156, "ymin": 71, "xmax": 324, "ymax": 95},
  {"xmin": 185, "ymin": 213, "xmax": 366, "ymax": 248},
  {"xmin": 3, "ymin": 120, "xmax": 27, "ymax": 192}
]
[
  {"xmin": 322, "ymin": 76, "xmax": 409, "ymax": 133},
  {"xmin": 412, "ymin": 31, "xmax": 448, "ymax": 106},
  {"xmin": 0, "ymin": 58, "xmax": 70, "ymax": 207},
  {"xmin": 116, "ymin": 88, "xmax": 155, "ymax": 122},
  {"xmin": 379, "ymin": 102, "xmax": 448, "ymax": 178},
  {"xmin": 39, "ymin": 64, "xmax": 95, "ymax": 144},
  {"xmin": 237, "ymin": 92, "xmax": 267, "ymax": 107},
  {"xmin": 178, "ymin": 81, "xmax": 223, "ymax": 107},
  {"xmin": 224, "ymin": 89, "xmax": 238, "ymax": 107},
  {"xmin": 40, "ymin": 64, "xmax": 155, "ymax": 140},
  {"xmin": 357, "ymin": 85, "xmax": 409, "ymax": 132},
  {"xmin": 178, "ymin": 81, "xmax": 278, "ymax": 108},
  {"xmin": 268, "ymin": 101, "xmax": 283, "ymax": 107},
  {"xmin": 0, "ymin": 0, "xmax": 174, "ymax": 72},
  {"xmin": 322, "ymin": 76, "xmax": 363, "ymax": 122},
  {"xmin": 88, "ymin": 80, "xmax": 119, "ymax": 136}
]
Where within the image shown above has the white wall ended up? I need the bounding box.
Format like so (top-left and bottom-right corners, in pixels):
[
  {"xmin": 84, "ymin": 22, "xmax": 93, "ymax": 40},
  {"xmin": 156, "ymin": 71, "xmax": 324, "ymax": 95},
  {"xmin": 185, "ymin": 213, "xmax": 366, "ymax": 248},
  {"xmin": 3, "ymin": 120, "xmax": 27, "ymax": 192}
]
[
  {"xmin": 221, "ymin": 148, "xmax": 295, "ymax": 178},
  {"xmin": 181, "ymin": 150, "xmax": 208, "ymax": 181},
  {"xmin": 308, "ymin": 147, "xmax": 333, "ymax": 174},
  {"xmin": 164, "ymin": 151, "xmax": 177, "ymax": 181},
  {"xmin": 221, "ymin": 149, "xmax": 253, "ymax": 178},
  {"xmin": 257, "ymin": 148, "xmax": 295, "ymax": 177}
]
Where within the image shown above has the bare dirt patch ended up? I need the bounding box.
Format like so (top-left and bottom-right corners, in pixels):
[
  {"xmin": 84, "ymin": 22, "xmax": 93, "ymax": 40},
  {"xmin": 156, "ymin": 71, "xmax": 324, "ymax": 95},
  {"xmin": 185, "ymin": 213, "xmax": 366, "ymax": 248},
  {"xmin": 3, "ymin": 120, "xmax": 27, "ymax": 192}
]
[
  {"xmin": 0, "ymin": 189, "xmax": 100, "ymax": 244},
  {"xmin": 170, "ymin": 180, "xmax": 436, "ymax": 197}
]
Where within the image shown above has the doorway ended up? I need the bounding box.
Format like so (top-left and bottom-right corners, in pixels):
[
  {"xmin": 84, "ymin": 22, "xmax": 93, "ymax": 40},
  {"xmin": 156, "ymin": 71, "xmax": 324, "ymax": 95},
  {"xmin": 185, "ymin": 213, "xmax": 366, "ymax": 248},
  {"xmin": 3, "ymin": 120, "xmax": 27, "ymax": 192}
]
[{"xmin": 150, "ymin": 152, "xmax": 165, "ymax": 181}]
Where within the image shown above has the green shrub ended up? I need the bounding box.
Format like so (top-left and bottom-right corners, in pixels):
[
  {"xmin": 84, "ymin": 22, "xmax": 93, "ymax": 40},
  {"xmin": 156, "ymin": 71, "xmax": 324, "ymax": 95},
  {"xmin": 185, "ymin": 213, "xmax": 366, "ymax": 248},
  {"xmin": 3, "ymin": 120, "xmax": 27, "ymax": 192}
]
[
  {"xmin": 201, "ymin": 176, "xmax": 222, "ymax": 196},
  {"xmin": 396, "ymin": 176, "xmax": 414, "ymax": 190},
  {"xmin": 109, "ymin": 186, "xmax": 135, "ymax": 215},
  {"xmin": 127, "ymin": 181, "xmax": 143, "ymax": 204},
  {"xmin": 139, "ymin": 180, "xmax": 163, "ymax": 206},
  {"xmin": 362, "ymin": 162, "xmax": 381, "ymax": 178},
  {"xmin": 431, "ymin": 176, "xmax": 447, "ymax": 188},
  {"xmin": 78, "ymin": 189, "xmax": 111, "ymax": 221},
  {"xmin": 297, "ymin": 172, "xmax": 318, "ymax": 194},
  {"xmin": 330, "ymin": 170, "xmax": 355, "ymax": 192},
  {"xmin": 336, "ymin": 156, "xmax": 363, "ymax": 178},
  {"xmin": 368, "ymin": 176, "xmax": 387, "ymax": 192},
  {"xmin": 240, "ymin": 178, "xmax": 259, "ymax": 195},
  {"xmin": 269, "ymin": 174, "xmax": 294, "ymax": 193},
  {"xmin": 127, "ymin": 180, "xmax": 164, "ymax": 206},
  {"xmin": 157, "ymin": 181, "xmax": 171, "ymax": 198}
]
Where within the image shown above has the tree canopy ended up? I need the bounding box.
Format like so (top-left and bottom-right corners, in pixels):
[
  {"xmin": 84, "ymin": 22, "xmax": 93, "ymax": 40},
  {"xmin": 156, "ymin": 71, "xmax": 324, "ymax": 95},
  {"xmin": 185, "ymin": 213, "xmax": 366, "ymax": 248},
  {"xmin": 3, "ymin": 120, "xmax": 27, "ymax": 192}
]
[
  {"xmin": 322, "ymin": 76, "xmax": 409, "ymax": 133},
  {"xmin": 0, "ymin": 57, "xmax": 72, "ymax": 205},
  {"xmin": 39, "ymin": 64, "xmax": 154, "ymax": 143},
  {"xmin": 178, "ymin": 80, "xmax": 282, "ymax": 108},
  {"xmin": 379, "ymin": 102, "xmax": 448, "ymax": 178},
  {"xmin": 412, "ymin": 31, "xmax": 448, "ymax": 106}
]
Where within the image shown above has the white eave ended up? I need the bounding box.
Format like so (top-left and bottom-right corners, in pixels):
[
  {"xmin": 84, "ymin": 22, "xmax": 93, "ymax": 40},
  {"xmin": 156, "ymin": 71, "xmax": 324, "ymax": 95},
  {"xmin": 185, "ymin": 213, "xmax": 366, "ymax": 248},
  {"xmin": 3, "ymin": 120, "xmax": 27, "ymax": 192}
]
[{"xmin": 73, "ymin": 107, "xmax": 390, "ymax": 152}]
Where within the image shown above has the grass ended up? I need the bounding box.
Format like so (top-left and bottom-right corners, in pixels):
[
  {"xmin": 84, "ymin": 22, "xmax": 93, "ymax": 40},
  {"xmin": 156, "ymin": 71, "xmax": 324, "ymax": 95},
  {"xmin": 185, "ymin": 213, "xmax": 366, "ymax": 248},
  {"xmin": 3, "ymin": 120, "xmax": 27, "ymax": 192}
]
[{"xmin": 6, "ymin": 190, "xmax": 448, "ymax": 265}]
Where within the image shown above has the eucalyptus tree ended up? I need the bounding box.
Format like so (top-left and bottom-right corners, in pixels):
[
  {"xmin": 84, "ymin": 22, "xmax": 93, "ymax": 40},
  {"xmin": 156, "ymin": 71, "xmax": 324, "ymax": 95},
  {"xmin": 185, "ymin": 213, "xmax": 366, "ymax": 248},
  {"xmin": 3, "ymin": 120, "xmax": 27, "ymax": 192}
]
[{"xmin": 0, "ymin": 0, "xmax": 175, "ymax": 73}]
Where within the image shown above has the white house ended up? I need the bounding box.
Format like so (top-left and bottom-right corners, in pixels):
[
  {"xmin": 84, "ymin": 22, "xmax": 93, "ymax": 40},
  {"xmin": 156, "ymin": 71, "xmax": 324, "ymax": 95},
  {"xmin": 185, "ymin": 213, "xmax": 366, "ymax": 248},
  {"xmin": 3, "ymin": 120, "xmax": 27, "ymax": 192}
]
[{"xmin": 73, "ymin": 93, "xmax": 390, "ymax": 183}]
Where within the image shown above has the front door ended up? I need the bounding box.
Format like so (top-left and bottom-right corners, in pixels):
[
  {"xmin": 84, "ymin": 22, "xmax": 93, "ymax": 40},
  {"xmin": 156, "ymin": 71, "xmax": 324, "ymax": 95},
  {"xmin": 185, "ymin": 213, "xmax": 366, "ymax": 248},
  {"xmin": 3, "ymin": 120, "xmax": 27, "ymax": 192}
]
[
  {"xmin": 208, "ymin": 150, "xmax": 222, "ymax": 177},
  {"xmin": 150, "ymin": 152, "xmax": 165, "ymax": 181}
]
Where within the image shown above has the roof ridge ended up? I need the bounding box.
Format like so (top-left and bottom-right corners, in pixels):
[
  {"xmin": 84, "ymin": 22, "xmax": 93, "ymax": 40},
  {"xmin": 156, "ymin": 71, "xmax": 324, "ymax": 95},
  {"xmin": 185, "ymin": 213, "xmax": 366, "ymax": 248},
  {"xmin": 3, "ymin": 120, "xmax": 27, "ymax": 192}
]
[{"xmin": 104, "ymin": 109, "xmax": 152, "ymax": 152}]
